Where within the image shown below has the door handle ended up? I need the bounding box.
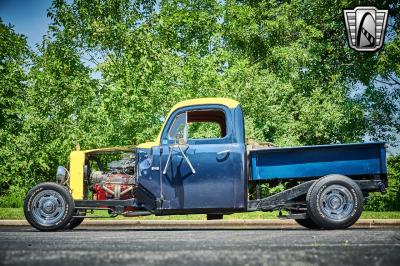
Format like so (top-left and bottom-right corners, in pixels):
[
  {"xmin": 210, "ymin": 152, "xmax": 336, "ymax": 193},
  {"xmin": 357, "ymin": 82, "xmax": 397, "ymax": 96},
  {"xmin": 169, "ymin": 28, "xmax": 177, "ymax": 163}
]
[{"xmin": 216, "ymin": 150, "xmax": 230, "ymax": 161}]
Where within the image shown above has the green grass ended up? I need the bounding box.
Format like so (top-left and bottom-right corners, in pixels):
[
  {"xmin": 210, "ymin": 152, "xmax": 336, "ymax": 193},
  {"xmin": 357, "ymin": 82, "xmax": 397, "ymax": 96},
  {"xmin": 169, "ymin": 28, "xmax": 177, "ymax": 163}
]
[
  {"xmin": 1, "ymin": 208, "xmax": 400, "ymax": 220},
  {"xmin": 0, "ymin": 208, "xmax": 25, "ymax": 220}
]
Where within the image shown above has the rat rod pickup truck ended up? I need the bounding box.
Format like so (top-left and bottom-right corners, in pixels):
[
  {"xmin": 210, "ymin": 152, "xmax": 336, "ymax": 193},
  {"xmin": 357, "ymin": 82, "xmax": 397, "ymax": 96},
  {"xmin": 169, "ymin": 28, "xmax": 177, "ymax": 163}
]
[{"xmin": 24, "ymin": 98, "xmax": 388, "ymax": 231}]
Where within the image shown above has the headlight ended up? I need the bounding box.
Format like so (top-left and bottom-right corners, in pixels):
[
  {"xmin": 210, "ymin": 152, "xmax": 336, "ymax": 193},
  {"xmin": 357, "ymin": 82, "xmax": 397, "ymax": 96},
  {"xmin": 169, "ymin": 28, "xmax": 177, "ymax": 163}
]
[{"xmin": 56, "ymin": 166, "xmax": 67, "ymax": 184}]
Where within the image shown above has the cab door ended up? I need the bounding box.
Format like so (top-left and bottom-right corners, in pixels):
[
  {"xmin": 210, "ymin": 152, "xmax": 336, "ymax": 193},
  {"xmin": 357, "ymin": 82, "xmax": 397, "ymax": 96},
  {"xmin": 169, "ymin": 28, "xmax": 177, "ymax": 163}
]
[{"xmin": 159, "ymin": 106, "xmax": 245, "ymax": 212}]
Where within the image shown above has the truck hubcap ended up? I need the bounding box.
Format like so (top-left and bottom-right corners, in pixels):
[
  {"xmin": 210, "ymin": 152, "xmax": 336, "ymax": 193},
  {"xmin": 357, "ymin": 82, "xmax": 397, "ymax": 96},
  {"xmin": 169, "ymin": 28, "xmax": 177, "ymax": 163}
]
[
  {"xmin": 319, "ymin": 185, "xmax": 354, "ymax": 221},
  {"xmin": 31, "ymin": 190, "xmax": 65, "ymax": 226}
]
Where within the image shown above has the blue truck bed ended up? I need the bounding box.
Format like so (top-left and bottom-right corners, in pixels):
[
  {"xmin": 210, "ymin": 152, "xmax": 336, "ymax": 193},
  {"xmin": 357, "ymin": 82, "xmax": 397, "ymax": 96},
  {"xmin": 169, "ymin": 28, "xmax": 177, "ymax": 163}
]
[{"xmin": 249, "ymin": 142, "xmax": 387, "ymax": 181}]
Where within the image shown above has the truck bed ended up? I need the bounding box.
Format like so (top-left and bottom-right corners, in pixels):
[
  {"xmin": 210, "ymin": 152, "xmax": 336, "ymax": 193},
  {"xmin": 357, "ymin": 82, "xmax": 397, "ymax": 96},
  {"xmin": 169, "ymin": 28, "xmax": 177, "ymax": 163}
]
[{"xmin": 249, "ymin": 142, "xmax": 387, "ymax": 182}]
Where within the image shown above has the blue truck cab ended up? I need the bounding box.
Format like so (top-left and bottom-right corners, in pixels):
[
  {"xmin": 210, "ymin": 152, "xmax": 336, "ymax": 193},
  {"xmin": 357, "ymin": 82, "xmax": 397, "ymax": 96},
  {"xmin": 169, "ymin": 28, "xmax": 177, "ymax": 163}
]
[
  {"xmin": 24, "ymin": 98, "xmax": 388, "ymax": 231},
  {"xmin": 136, "ymin": 98, "xmax": 248, "ymax": 213}
]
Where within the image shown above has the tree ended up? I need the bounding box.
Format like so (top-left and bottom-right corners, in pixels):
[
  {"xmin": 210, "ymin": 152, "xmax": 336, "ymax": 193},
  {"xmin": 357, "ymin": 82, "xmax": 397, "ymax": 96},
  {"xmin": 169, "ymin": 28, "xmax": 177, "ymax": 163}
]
[
  {"xmin": 0, "ymin": 20, "xmax": 31, "ymax": 206},
  {"xmin": 366, "ymin": 155, "xmax": 400, "ymax": 211},
  {"xmin": 0, "ymin": 19, "xmax": 30, "ymax": 134}
]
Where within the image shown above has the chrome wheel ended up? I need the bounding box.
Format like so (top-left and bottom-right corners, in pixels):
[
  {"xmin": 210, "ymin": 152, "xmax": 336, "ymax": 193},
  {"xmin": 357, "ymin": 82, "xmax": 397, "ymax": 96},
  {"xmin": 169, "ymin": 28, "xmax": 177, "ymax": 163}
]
[
  {"xmin": 25, "ymin": 183, "xmax": 74, "ymax": 231},
  {"xmin": 31, "ymin": 190, "xmax": 66, "ymax": 226},
  {"xmin": 307, "ymin": 175, "xmax": 363, "ymax": 229},
  {"xmin": 319, "ymin": 184, "xmax": 354, "ymax": 221}
]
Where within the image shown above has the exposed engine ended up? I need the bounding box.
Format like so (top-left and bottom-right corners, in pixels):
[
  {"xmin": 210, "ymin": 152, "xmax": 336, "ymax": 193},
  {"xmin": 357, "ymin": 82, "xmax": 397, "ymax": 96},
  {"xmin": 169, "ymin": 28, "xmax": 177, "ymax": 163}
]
[{"xmin": 89, "ymin": 155, "xmax": 136, "ymax": 201}]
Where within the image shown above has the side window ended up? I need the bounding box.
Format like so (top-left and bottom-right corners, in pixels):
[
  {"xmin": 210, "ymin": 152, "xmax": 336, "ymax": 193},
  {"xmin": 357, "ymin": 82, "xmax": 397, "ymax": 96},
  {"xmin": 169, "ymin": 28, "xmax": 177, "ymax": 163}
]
[
  {"xmin": 189, "ymin": 122, "xmax": 221, "ymax": 139},
  {"xmin": 187, "ymin": 109, "xmax": 227, "ymax": 139}
]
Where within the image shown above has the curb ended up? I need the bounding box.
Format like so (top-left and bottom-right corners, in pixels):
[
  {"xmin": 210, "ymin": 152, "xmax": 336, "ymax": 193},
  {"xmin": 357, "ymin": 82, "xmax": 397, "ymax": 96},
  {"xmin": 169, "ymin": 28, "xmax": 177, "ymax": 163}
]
[{"xmin": 1, "ymin": 219, "xmax": 400, "ymax": 227}]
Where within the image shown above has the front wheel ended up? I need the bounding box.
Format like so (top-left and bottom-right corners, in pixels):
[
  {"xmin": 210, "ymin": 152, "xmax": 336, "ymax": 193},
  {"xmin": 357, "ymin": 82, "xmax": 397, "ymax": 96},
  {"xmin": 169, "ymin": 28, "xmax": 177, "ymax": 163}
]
[
  {"xmin": 306, "ymin": 175, "xmax": 363, "ymax": 230},
  {"xmin": 24, "ymin": 182, "xmax": 74, "ymax": 231}
]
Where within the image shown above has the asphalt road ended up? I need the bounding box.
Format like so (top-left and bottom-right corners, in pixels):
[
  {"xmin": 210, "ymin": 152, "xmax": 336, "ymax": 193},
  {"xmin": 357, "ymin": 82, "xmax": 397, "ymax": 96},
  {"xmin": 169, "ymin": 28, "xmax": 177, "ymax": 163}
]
[{"xmin": 1, "ymin": 226, "xmax": 400, "ymax": 266}]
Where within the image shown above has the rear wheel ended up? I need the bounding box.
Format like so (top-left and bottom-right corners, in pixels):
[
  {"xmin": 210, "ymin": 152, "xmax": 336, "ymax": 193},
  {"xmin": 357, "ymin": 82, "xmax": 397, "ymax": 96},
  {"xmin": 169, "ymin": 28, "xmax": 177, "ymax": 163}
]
[
  {"xmin": 24, "ymin": 182, "xmax": 74, "ymax": 231},
  {"xmin": 306, "ymin": 175, "xmax": 363, "ymax": 229},
  {"xmin": 291, "ymin": 208, "xmax": 321, "ymax": 229}
]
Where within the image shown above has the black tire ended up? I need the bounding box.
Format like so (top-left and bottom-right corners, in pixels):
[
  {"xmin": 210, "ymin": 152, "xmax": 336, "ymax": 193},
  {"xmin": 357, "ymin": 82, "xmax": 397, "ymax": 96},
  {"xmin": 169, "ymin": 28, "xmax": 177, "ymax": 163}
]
[
  {"xmin": 24, "ymin": 182, "xmax": 75, "ymax": 231},
  {"xmin": 65, "ymin": 210, "xmax": 86, "ymax": 229},
  {"xmin": 306, "ymin": 175, "xmax": 363, "ymax": 230},
  {"xmin": 296, "ymin": 180, "xmax": 320, "ymax": 229},
  {"xmin": 291, "ymin": 207, "xmax": 321, "ymax": 229},
  {"xmin": 207, "ymin": 214, "xmax": 223, "ymax": 220},
  {"xmin": 294, "ymin": 218, "xmax": 321, "ymax": 229}
]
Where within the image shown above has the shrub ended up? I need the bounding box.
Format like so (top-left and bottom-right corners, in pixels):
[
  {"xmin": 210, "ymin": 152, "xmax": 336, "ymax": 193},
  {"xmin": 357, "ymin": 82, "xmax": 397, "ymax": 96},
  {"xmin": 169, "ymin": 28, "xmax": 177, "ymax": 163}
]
[
  {"xmin": 0, "ymin": 185, "xmax": 27, "ymax": 208},
  {"xmin": 365, "ymin": 155, "xmax": 400, "ymax": 211}
]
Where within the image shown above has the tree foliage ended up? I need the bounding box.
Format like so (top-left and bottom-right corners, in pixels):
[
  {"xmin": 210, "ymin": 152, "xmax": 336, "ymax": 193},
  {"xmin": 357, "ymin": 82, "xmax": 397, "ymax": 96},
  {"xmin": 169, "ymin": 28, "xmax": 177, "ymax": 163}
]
[
  {"xmin": 365, "ymin": 156, "xmax": 400, "ymax": 211},
  {"xmin": 0, "ymin": 0, "xmax": 399, "ymax": 208},
  {"xmin": 0, "ymin": 19, "xmax": 31, "ymax": 206}
]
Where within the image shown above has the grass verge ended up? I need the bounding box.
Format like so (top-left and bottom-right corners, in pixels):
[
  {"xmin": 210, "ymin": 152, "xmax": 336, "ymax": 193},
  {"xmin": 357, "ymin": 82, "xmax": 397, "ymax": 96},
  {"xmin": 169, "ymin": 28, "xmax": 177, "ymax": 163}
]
[{"xmin": 1, "ymin": 208, "xmax": 400, "ymax": 220}]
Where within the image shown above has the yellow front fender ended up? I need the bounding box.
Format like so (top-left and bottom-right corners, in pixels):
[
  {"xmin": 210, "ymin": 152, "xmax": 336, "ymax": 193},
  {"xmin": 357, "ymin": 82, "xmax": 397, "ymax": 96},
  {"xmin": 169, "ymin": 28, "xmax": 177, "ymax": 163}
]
[{"xmin": 69, "ymin": 151, "xmax": 85, "ymax": 200}]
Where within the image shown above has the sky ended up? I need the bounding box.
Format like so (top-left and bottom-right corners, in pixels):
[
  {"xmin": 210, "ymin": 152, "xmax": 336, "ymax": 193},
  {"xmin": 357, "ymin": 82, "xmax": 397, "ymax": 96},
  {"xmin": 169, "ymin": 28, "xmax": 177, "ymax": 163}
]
[{"xmin": 0, "ymin": 0, "xmax": 52, "ymax": 49}]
